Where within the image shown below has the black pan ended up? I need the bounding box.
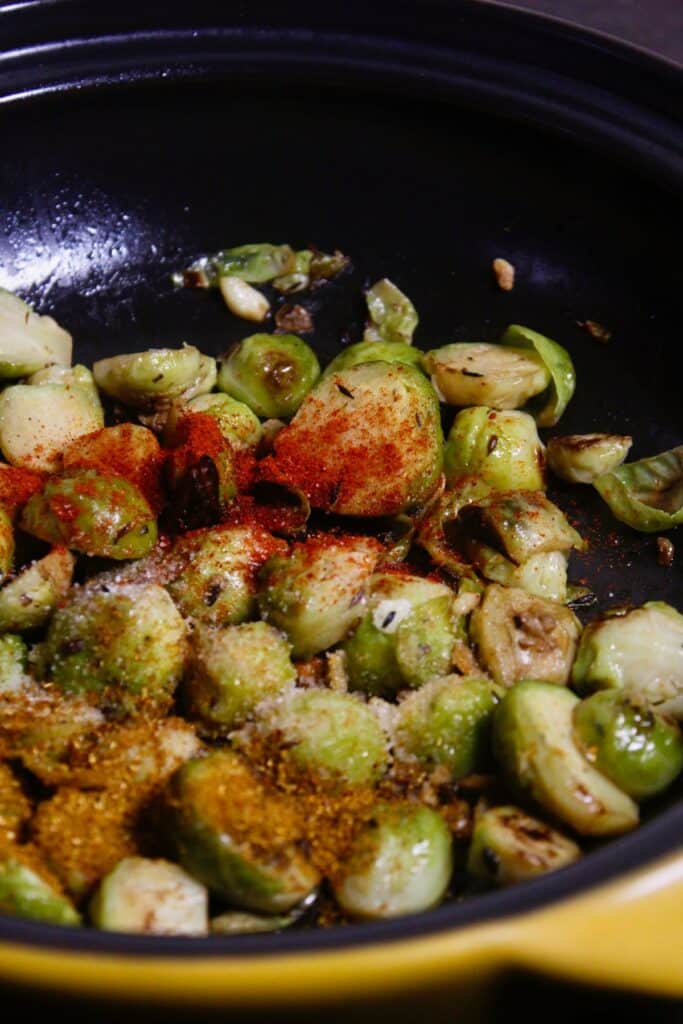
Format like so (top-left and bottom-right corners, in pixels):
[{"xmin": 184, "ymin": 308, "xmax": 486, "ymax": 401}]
[{"xmin": 0, "ymin": 0, "xmax": 681, "ymax": 1003}]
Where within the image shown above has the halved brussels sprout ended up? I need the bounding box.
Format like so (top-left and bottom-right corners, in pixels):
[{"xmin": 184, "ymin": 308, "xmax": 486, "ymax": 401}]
[
  {"xmin": 174, "ymin": 393, "xmax": 263, "ymax": 451},
  {"xmin": 167, "ymin": 524, "xmax": 287, "ymax": 628},
  {"xmin": 62, "ymin": 424, "xmax": 164, "ymax": 510},
  {"xmin": 363, "ymin": 279, "xmax": 418, "ymax": 345},
  {"xmin": 261, "ymin": 362, "xmax": 443, "ymax": 517},
  {"xmin": 162, "ymin": 750, "xmax": 320, "ymax": 913},
  {"xmin": 28, "ymin": 363, "xmax": 104, "ymax": 422},
  {"xmin": 0, "ymin": 547, "xmax": 75, "ymax": 635},
  {"xmin": 493, "ymin": 680, "xmax": 639, "ymax": 835},
  {"xmin": 423, "ymin": 342, "xmax": 550, "ymax": 409},
  {"xmin": 0, "ymin": 685, "xmax": 104, "ymax": 780},
  {"xmin": 574, "ymin": 691, "xmax": 683, "ymax": 800},
  {"xmin": 593, "ymin": 446, "xmax": 683, "ymax": 532},
  {"xmin": 37, "ymin": 581, "xmax": 188, "ymax": 714},
  {"xmin": 20, "ymin": 715, "xmax": 200, "ymax": 791},
  {"xmin": 500, "ymin": 324, "xmax": 576, "ymax": 427},
  {"xmin": 322, "ymin": 340, "xmax": 423, "ymax": 379},
  {"xmin": 467, "ymin": 805, "xmax": 580, "ymax": 886},
  {"xmin": 164, "ymin": 412, "xmax": 237, "ymax": 529},
  {"xmin": 240, "ymin": 689, "xmax": 389, "ymax": 786},
  {"xmin": 0, "ymin": 288, "xmax": 72, "ymax": 379},
  {"xmin": 0, "ymin": 845, "xmax": 80, "ymax": 925},
  {"xmin": 258, "ymin": 534, "xmax": 380, "ymax": 658},
  {"xmin": 185, "ymin": 622, "xmax": 296, "ymax": 732},
  {"xmin": 93, "ymin": 345, "xmax": 216, "ymax": 410},
  {"xmin": 181, "ymin": 243, "xmax": 296, "ymax": 286},
  {"xmin": 217, "ymin": 333, "xmax": 320, "ymax": 419},
  {"xmin": 273, "ymin": 249, "xmax": 313, "ymax": 293},
  {"xmin": 343, "ymin": 573, "xmax": 457, "ymax": 695},
  {"xmin": 393, "ymin": 675, "xmax": 497, "ymax": 780},
  {"xmin": 331, "ymin": 801, "xmax": 452, "ymax": 919},
  {"xmin": 415, "ymin": 477, "xmax": 491, "ymax": 582},
  {"xmin": 90, "ymin": 857, "xmax": 209, "ymax": 936},
  {"xmin": 0, "ymin": 377, "xmax": 104, "ymax": 472},
  {"xmin": 547, "ymin": 433, "xmax": 632, "ymax": 484},
  {"xmin": 21, "ymin": 469, "xmax": 157, "ymax": 560},
  {"xmin": 0, "ymin": 506, "xmax": 14, "ymax": 583},
  {"xmin": 32, "ymin": 787, "xmax": 139, "ymax": 898},
  {"xmin": 470, "ymin": 584, "xmax": 580, "ymax": 688},
  {"xmin": 571, "ymin": 602, "xmax": 683, "ymax": 709},
  {"xmin": 464, "ymin": 545, "xmax": 568, "ymax": 603},
  {"xmin": 455, "ymin": 490, "xmax": 584, "ymax": 565},
  {"xmin": 444, "ymin": 407, "xmax": 545, "ymax": 492},
  {"xmin": 0, "ymin": 634, "xmax": 28, "ymax": 694}
]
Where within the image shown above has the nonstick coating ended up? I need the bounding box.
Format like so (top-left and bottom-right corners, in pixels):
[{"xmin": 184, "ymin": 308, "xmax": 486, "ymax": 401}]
[{"xmin": 0, "ymin": 0, "xmax": 681, "ymax": 955}]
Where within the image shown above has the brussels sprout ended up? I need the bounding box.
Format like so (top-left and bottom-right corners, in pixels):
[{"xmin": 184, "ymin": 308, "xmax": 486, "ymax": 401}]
[
  {"xmin": 444, "ymin": 407, "xmax": 545, "ymax": 492},
  {"xmin": 38, "ymin": 582, "xmax": 188, "ymax": 714},
  {"xmin": 183, "ymin": 243, "xmax": 296, "ymax": 286},
  {"xmin": 273, "ymin": 249, "xmax": 313, "ymax": 293},
  {"xmin": 93, "ymin": 345, "xmax": 216, "ymax": 410},
  {"xmin": 168, "ymin": 524, "xmax": 287, "ymax": 628},
  {"xmin": 90, "ymin": 857, "xmax": 209, "ymax": 936},
  {"xmin": 343, "ymin": 573, "xmax": 457, "ymax": 695},
  {"xmin": 423, "ymin": 343, "xmax": 550, "ymax": 410},
  {"xmin": 32, "ymin": 787, "xmax": 139, "ymax": 898},
  {"xmin": 455, "ymin": 490, "xmax": 584, "ymax": 565},
  {"xmin": 571, "ymin": 602, "xmax": 683, "ymax": 709},
  {"xmin": 470, "ymin": 584, "xmax": 580, "ymax": 689},
  {"xmin": 322, "ymin": 340, "xmax": 424, "ymax": 378},
  {"xmin": 363, "ymin": 279, "xmax": 418, "ymax": 345},
  {"xmin": 467, "ymin": 805, "xmax": 581, "ymax": 886},
  {"xmin": 257, "ymin": 534, "xmax": 380, "ymax": 658},
  {"xmin": 0, "ymin": 505, "xmax": 13, "ymax": 583},
  {"xmin": 393, "ymin": 675, "xmax": 496, "ymax": 780},
  {"xmin": 547, "ymin": 433, "xmax": 633, "ymax": 484},
  {"xmin": 593, "ymin": 446, "xmax": 683, "ymax": 532},
  {"xmin": 0, "ymin": 288, "xmax": 72, "ymax": 379},
  {"xmin": 0, "ymin": 686, "xmax": 104, "ymax": 781},
  {"xmin": 0, "ymin": 762, "xmax": 31, "ymax": 842},
  {"xmin": 331, "ymin": 802, "xmax": 452, "ymax": 919},
  {"xmin": 21, "ymin": 470, "xmax": 157, "ymax": 560},
  {"xmin": 0, "ymin": 634, "xmax": 28, "ymax": 694},
  {"xmin": 28, "ymin": 362, "xmax": 104, "ymax": 422},
  {"xmin": 20, "ymin": 715, "xmax": 200, "ymax": 791},
  {"xmin": 241, "ymin": 689, "xmax": 389, "ymax": 786},
  {"xmin": 415, "ymin": 477, "xmax": 492, "ymax": 582},
  {"xmin": 464, "ymin": 545, "xmax": 568, "ymax": 603},
  {"xmin": 164, "ymin": 412, "xmax": 237, "ymax": 527},
  {"xmin": 62, "ymin": 424, "xmax": 164, "ymax": 510},
  {"xmin": 573, "ymin": 691, "xmax": 683, "ymax": 800},
  {"xmin": 493, "ymin": 680, "xmax": 639, "ymax": 835},
  {"xmin": 500, "ymin": 324, "xmax": 576, "ymax": 427},
  {"xmin": 185, "ymin": 622, "xmax": 296, "ymax": 732},
  {"xmin": 261, "ymin": 362, "xmax": 443, "ymax": 517},
  {"xmin": 0, "ymin": 547, "xmax": 75, "ymax": 634},
  {"xmin": 163, "ymin": 750, "xmax": 320, "ymax": 913},
  {"xmin": 0, "ymin": 846, "xmax": 80, "ymax": 925},
  {"xmin": 217, "ymin": 333, "xmax": 320, "ymax": 419},
  {"xmin": 0, "ymin": 378, "xmax": 104, "ymax": 473},
  {"xmin": 177, "ymin": 393, "xmax": 262, "ymax": 451}
]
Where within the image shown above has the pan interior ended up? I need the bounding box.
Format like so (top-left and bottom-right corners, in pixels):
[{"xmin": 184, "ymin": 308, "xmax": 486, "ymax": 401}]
[{"xmin": 0, "ymin": 67, "xmax": 681, "ymax": 954}]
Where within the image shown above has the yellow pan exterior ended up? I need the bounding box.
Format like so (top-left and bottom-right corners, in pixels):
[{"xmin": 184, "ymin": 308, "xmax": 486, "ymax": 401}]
[{"xmin": 1, "ymin": 849, "xmax": 682, "ymax": 1007}]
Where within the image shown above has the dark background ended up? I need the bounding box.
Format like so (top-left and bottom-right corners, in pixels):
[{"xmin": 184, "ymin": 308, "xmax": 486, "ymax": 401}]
[{"xmin": 502, "ymin": 0, "xmax": 683, "ymax": 65}]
